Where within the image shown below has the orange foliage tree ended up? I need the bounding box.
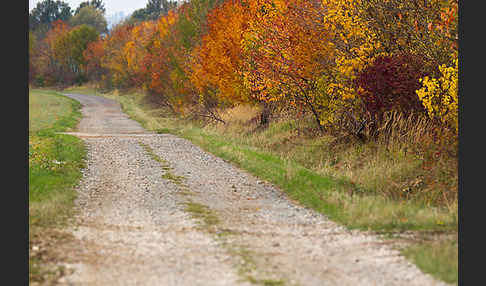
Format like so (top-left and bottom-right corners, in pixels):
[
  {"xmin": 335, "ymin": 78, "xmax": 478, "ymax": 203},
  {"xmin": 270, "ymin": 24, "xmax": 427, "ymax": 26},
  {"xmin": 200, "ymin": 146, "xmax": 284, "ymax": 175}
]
[
  {"xmin": 240, "ymin": 0, "xmax": 335, "ymax": 130},
  {"xmin": 141, "ymin": 11, "xmax": 189, "ymax": 112},
  {"xmin": 100, "ymin": 23, "xmax": 135, "ymax": 89},
  {"xmin": 190, "ymin": 0, "xmax": 252, "ymax": 107},
  {"xmin": 83, "ymin": 39, "xmax": 107, "ymax": 84},
  {"xmin": 35, "ymin": 20, "xmax": 72, "ymax": 86}
]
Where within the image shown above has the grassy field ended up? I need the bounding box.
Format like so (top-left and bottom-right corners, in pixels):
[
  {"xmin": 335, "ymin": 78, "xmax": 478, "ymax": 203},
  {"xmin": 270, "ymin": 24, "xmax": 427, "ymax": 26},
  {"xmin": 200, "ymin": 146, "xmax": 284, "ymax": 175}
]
[
  {"xmin": 65, "ymin": 85, "xmax": 458, "ymax": 284},
  {"xmin": 29, "ymin": 89, "xmax": 86, "ymax": 284}
]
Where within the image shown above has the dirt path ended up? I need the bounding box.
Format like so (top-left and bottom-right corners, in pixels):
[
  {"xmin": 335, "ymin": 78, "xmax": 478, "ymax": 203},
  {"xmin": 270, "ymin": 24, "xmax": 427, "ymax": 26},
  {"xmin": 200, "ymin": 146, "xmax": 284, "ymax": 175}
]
[{"xmin": 57, "ymin": 93, "xmax": 449, "ymax": 285}]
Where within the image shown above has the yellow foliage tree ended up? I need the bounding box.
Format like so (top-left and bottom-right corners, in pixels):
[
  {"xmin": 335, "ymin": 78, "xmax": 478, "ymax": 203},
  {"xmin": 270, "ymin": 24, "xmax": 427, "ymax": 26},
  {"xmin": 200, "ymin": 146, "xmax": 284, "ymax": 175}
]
[{"xmin": 416, "ymin": 53, "xmax": 458, "ymax": 133}]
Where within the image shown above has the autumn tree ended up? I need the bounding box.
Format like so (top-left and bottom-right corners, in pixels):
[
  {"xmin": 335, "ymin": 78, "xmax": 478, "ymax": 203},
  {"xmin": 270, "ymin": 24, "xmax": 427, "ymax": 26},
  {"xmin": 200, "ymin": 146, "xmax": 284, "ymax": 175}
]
[
  {"xmin": 83, "ymin": 39, "xmax": 107, "ymax": 84},
  {"xmin": 34, "ymin": 20, "xmax": 72, "ymax": 85},
  {"xmin": 416, "ymin": 53, "xmax": 458, "ymax": 134},
  {"xmin": 99, "ymin": 23, "xmax": 136, "ymax": 89},
  {"xmin": 354, "ymin": 53, "xmax": 427, "ymax": 120},
  {"xmin": 122, "ymin": 21, "xmax": 159, "ymax": 88},
  {"xmin": 241, "ymin": 0, "xmax": 336, "ymax": 130},
  {"xmin": 354, "ymin": 0, "xmax": 457, "ymax": 75},
  {"xmin": 156, "ymin": 0, "xmax": 225, "ymax": 117},
  {"xmin": 30, "ymin": 20, "xmax": 99, "ymax": 86},
  {"xmin": 191, "ymin": 0, "xmax": 252, "ymax": 110},
  {"xmin": 139, "ymin": 11, "xmax": 187, "ymax": 111}
]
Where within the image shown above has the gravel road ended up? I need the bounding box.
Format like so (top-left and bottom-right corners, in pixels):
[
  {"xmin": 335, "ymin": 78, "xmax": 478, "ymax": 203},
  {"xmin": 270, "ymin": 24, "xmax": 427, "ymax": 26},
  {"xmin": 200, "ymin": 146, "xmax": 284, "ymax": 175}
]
[{"xmin": 57, "ymin": 93, "xmax": 449, "ymax": 285}]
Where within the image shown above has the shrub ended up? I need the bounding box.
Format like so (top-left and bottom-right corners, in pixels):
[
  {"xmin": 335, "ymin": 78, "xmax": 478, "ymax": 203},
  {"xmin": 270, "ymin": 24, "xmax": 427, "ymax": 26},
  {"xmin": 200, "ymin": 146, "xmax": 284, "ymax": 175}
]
[
  {"xmin": 355, "ymin": 53, "xmax": 427, "ymax": 121},
  {"xmin": 416, "ymin": 55, "xmax": 458, "ymax": 134}
]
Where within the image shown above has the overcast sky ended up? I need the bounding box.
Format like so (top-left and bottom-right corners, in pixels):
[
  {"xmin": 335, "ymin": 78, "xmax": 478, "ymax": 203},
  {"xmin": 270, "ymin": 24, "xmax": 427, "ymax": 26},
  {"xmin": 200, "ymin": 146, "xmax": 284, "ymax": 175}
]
[{"xmin": 29, "ymin": 0, "xmax": 149, "ymax": 16}]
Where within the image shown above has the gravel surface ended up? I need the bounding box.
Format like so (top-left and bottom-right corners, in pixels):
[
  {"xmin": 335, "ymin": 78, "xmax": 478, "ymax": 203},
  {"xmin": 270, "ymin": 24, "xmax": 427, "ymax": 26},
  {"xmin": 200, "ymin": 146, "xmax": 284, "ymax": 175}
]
[{"xmin": 57, "ymin": 93, "xmax": 450, "ymax": 285}]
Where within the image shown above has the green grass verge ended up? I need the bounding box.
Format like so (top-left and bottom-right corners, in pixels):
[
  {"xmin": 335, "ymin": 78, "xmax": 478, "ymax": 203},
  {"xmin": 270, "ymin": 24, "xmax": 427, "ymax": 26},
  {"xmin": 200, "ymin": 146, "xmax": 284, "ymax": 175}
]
[
  {"xmin": 29, "ymin": 89, "xmax": 82, "ymax": 134},
  {"xmin": 64, "ymin": 86, "xmax": 457, "ymax": 284},
  {"xmin": 176, "ymin": 127, "xmax": 456, "ymax": 232},
  {"xmin": 29, "ymin": 89, "xmax": 86, "ymax": 283},
  {"xmin": 403, "ymin": 238, "xmax": 458, "ymax": 284}
]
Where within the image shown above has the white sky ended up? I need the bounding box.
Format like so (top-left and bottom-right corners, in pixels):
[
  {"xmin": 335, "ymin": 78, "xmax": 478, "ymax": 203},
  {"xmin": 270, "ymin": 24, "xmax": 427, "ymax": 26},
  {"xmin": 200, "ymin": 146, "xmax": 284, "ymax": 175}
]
[{"xmin": 29, "ymin": 0, "xmax": 149, "ymax": 16}]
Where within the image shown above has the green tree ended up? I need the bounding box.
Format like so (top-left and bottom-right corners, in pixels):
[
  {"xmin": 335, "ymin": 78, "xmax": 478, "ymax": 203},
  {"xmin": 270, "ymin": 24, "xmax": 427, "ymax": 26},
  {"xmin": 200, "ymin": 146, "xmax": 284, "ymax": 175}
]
[
  {"xmin": 50, "ymin": 24, "xmax": 98, "ymax": 84},
  {"xmin": 147, "ymin": 0, "xmax": 178, "ymax": 19},
  {"xmin": 74, "ymin": 0, "xmax": 106, "ymax": 15},
  {"xmin": 128, "ymin": 0, "xmax": 178, "ymax": 22},
  {"xmin": 128, "ymin": 8, "xmax": 150, "ymax": 24},
  {"xmin": 29, "ymin": 0, "xmax": 72, "ymax": 34},
  {"xmin": 70, "ymin": 5, "xmax": 108, "ymax": 34},
  {"xmin": 68, "ymin": 25, "xmax": 99, "ymax": 68},
  {"xmin": 174, "ymin": 0, "xmax": 223, "ymax": 50}
]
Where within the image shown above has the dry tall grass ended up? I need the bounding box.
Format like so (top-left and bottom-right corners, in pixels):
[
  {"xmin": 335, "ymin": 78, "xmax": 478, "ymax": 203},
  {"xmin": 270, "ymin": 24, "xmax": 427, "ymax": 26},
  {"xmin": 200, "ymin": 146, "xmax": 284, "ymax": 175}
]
[{"xmin": 203, "ymin": 106, "xmax": 457, "ymax": 210}]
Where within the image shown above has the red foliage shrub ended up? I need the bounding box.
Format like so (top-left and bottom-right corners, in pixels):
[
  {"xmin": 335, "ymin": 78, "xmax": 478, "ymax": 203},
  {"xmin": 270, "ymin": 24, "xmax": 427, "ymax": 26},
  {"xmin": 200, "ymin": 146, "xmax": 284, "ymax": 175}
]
[{"xmin": 355, "ymin": 53, "xmax": 427, "ymax": 120}]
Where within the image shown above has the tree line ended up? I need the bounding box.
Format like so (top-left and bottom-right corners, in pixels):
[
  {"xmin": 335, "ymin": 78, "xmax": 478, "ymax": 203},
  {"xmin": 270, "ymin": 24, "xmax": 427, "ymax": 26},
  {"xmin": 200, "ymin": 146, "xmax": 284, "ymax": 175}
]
[{"xmin": 29, "ymin": 0, "xmax": 458, "ymax": 138}]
